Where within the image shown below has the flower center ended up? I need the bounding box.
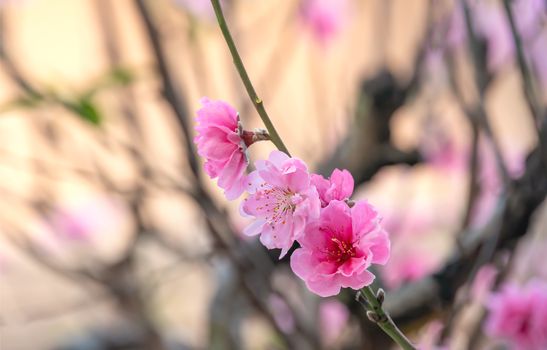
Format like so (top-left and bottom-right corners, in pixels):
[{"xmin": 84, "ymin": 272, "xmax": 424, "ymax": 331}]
[
  {"xmin": 517, "ymin": 317, "xmax": 531, "ymax": 336},
  {"xmin": 328, "ymin": 237, "xmax": 355, "ymax": 263},
  {"xmin": 257, "ymin": 185, "xmax": 296, "ymax": 229}
]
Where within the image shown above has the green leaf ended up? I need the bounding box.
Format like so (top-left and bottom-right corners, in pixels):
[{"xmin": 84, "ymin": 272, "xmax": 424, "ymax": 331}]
[{"xmin": 64, "ymin": 98, "xmax": 102, "ymax": 126}]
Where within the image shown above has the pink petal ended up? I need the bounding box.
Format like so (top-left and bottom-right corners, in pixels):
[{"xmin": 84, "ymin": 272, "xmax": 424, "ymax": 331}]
[
  {"xmin": 217, "ymin": 150, "xmax": 246, "ymax": 190},
  {"xmin": 243, "ymin": 218, "xmax": 265, "ymax": 237},
  {"xmin": 290, "ymin": 249, "xmax": 316, "ymax": 280},
  {"xmin": 284, "ymin": 161, "xmax": 311, "ymax": 193},
  {"xmin": 307, "ymin": 275, "xmax": 343, "ymax": 297},
  {"xmin": 367, "ymin": 230, "xmax": 391, "ymax": 265},
  {"xmin": 298, "ymin": 221, "xmax": 330, "ymax": 250},
  {"xmin": 330, "ymin": 168, "xmax": 354, "ymax": 199},
  {"xmin": 321, "ymin": 200, "xmax": 352, "ymax": 242},
  {"xmin": 268, "ymin": 150, "xmax": 290, "ymax": 168},
  {"xmin": 339, "ymin": 257, "xmax": 367, "ymax": 277},
  {"xmin": 351, "ymin": 200, "xmax": 379, "ymax": 237},
  {"xmin": 339, "ymin": 269, "xmax": 375, "ymax": 290}
]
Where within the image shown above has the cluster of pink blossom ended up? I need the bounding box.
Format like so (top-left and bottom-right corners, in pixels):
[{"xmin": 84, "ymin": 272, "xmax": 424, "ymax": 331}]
[
  {"xmin": 269, "ymin": 295, "xmax": 349, "ymax": 344},
  {"xmin": 485, "ymin": 280, "xmax": 547, "ymax": 350},
  {"xmin": 448, "ymin": 0, "xmax": 547, "ymax": 83},
  {"xmin": 299, "ymin": 0, "xmax": 349, "ymax": 44},
  {"xmin": 194, "ymin": 98, "xmax": 390, "ymax": 297}
]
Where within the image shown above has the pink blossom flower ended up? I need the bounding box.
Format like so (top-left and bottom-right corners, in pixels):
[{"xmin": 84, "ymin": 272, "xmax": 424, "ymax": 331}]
[
  {"xmin": 513, "ymin": 0, "xmax": 546, "ymax": 39},
  {"xmin": 49, "ymin": 198, "xmax": 123, "ymax": 242},
  {"xmin": 194, "ymin": 97, "xmax": 248, "ymax": 200},
  {"xmin": 269, "ymin": 295, "xmax": 295, "ymax": 334},
  {"xmin": 290, "ymin": 200, "xmax": 390, "ymax": 297},
  {"xmin": 381, "ymin": 248, "xmax": 440, "ymax": 290},
  {"xmin": 319, "ymin": 299, "xmax": 350, "ymax": 346},
  {"xmin": 311, "ymin": 169, "xmax": 354, "ymax": 207},
  {"xmin": 485, "ymin": 280, "xmax": 547, "ymax": 350},
  {"xmin": 299, "ymin": 0, "xmax": 348, "ymax": 44},
  {"xmin": 447, "ymin": 0, "xmax": 546, "ymax": 72},
  {"xmin": 420, "ymin": 125, "xmax": 467, "ymax": 173},
  {"xmin": 241, "ymin": 150, "xmax": 320, "ymax": 257}
]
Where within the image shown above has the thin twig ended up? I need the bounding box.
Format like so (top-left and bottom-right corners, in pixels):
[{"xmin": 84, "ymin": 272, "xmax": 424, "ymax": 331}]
[
  {"xmin": 359, "ymin": 287, "xmax": 417, "ymax": 350},
  {"xmin": 210, "ymin": 0, "xmax": 291, "ymax": 156}
]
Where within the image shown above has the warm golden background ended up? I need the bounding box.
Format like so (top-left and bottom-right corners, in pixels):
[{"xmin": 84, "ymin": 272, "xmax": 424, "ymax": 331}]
[{"xmin": 0, "ymin": 0, "xmax": 545, "ymax": 349}]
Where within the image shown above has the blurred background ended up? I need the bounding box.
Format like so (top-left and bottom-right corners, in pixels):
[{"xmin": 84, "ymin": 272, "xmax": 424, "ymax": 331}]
[{"xmin": 0, "ymin": 0, "xmax": 546, "ymax": 349}]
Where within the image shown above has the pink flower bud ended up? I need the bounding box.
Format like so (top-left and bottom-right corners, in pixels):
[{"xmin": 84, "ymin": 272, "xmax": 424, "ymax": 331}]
[{"xmin": 194, "ymin": 97, "xmax": 249, "ymax": 200}]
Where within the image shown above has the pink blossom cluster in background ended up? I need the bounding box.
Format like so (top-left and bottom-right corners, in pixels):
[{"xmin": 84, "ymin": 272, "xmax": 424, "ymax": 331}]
[
  {"xmin": 48, "ymin": 197, "xmax": 123, "ymax": 243},
  {"xmin": 299, "ymin": 0, "xmax": 349, "ymax": 44},
  {"xmin": 369, "ymin": 121, "xmax": 527, "ymax": 290},
  {"xmin": 319, "ymin": 299, "xmax": 350, "ymax": 346},
  {"xmin": 269, "ymin": 296, "xmax": 350, "ymax": 345},
  {"xmin": 485, "ymin": 280, "xmax": 547, "ymax": 350},
  {"xmin": 194, "ymin": 98, "xmax": 390, "ymax": 297},
  {"xmin": 447, "ymin": 0, "xmax": 547, "ymax": 85}
]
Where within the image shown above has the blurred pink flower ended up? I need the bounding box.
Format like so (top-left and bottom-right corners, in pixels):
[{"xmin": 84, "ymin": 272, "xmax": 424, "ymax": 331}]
[
  {"xmin": 513, "ymin": 0, "xmax": 546, "ymax": 39},
  {"xmin": 447, "ymin": 0, "xmax": 547, "ymax": 71},
  {"xmin": 382, "ymin": 248, "xmax": 440, "ymax": 289},
  {"xmin": 311, "ymin": 168, "xmax": 354, "ymax": 208},
  {"xmin": 424, "ymin": 128, "xmax": 525, "ymax": 230},
  {"xmin": 269, "ymin": 295, "xmax": 295, "ymax": 334},
  {"xmin": 241, "ymin": 150, "xmax": 320, "ymax": 258},
  {"xmin": 290, "ymin": 200, "xmax": 390, "ymax": 297},
  {"xmin": 422, "ymin": 133, "xmax": 467, "ymax": 173},
  {"xmin": 485, "ymin": 280, "xmax": 547, "ymax": 350},
  {"xmin": 49, "ymin": 198, "xmax": 122, "ymax": 241},
  {"xmin": 299, "ymin": 0, "xmax": 348, "ymax": 44},
  {"xmin": 319, "ymin": 299, "xmax": 349, "ymax": 346},
  {"xmin": 194, "ymin": 97, "xmax": 248, "ymax": 200},
  {"xmin": 448, "ymin": 0, "xmax": 546, "ymax": 72}
]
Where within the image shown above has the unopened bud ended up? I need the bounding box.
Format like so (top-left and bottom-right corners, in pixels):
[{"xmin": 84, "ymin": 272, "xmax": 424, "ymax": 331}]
[
  {"xmin": 355, "ymin": 291, "xmax": 368, "ymax": 308},
  {"xmin": 367, "ymin": 310, "xmax": 381, "ymax": 323},
  {"xmin": 376, "ymin": 288, "xmax": 385, "ymax": 305}
]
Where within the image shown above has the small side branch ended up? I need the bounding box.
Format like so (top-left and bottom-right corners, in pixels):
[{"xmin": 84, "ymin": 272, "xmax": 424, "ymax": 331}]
[{"xmin": 358, "ymin": 287, "xmax": 417, "ymax": 350}]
